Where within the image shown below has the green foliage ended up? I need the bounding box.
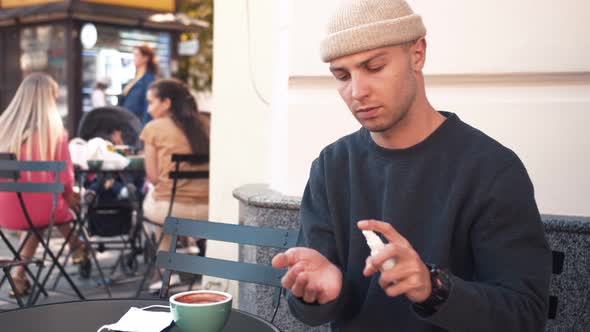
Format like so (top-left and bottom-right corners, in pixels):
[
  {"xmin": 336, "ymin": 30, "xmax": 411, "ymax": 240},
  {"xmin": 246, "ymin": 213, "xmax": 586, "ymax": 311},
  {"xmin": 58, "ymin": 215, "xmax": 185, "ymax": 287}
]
[{"xmin": 178, "ymin": 0, "xmax": 213, "ymax": 92}]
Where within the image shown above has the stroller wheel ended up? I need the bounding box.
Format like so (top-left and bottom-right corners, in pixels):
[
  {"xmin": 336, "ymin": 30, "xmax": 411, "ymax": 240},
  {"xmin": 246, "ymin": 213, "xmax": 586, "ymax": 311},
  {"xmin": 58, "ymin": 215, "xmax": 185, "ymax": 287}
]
[{"xmin": 79, "ymin": 259, "xmax": 92, "ymax": 279}]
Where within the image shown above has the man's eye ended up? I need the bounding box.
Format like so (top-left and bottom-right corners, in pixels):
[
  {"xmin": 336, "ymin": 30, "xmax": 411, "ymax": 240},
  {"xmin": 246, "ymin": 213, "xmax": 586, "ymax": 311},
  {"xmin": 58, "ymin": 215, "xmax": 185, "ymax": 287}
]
[
  {"xmin": 367, "ymin": 66, "xmax": 384, "ymax": 72},
  {"xmin": 335, "ymin": 74, "xmax": 350, "ymax": 81}
]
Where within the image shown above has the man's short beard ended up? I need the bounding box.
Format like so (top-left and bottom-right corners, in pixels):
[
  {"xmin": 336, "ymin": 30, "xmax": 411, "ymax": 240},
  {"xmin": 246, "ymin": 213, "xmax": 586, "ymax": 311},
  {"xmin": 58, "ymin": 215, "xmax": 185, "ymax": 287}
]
[
  {"xmin": 368, "ymin": 106, "xmax": 410, "ymax": 133},
  {"xmin": 369, "ymin": 69, "xmax": 417, "ymax": 133}
]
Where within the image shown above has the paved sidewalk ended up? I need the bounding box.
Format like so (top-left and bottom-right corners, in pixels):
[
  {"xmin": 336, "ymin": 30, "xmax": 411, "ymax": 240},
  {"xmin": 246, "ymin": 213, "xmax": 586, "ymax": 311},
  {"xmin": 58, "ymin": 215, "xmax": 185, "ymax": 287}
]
[{"xmin": 0, "ymin": 230, "xmax": 182, "ymax": 310}]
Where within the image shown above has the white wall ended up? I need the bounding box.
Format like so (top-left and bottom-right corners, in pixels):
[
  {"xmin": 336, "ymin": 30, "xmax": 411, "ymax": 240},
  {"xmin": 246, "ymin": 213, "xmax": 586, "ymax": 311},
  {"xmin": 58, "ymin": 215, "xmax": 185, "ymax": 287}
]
[
  {"xmin": 209, "ymin": 0, "xmax": 277, "ymax": 299},
  {"xmin": 273, "ymin": 0, "xmax": 590, "ymax": 216},
  {"xmin": 211, "ymin": 0, "xmax": 274, "ymax": 225},
  {"xmin": 290, "ymin": 0, "xmax": 590, "ymax": 76}
]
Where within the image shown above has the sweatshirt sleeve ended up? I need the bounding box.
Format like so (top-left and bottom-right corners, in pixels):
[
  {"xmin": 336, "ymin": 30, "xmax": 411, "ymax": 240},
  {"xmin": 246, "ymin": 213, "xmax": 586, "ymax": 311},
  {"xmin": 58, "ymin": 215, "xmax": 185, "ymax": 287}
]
[
  {"xmin": 416, "ymin": 158, "xmax": 552, "ymax": 331},
  {"xmin": 286, "ymin": 156, "xmax": 353, "ymax": 327}
]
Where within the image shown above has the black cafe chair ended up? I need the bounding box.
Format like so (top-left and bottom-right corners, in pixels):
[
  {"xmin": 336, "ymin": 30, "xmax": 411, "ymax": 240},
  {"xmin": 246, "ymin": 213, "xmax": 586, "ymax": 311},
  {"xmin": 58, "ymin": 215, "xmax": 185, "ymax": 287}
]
[
  {"xmin": 0, "ymin": 154, "xmax": 84, "ymax": 306},
  {"xmin": 136, "ymin": 153, "xmax": 209, "ymax": 296},
  {"xmin": 156, "ymin": 217, "xmax": 298, "ymax": 324}
]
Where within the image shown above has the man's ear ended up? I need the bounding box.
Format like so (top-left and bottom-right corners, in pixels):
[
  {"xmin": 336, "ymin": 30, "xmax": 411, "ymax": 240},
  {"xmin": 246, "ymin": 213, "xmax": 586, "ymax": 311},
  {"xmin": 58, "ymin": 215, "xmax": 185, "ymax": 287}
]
[{"xmin": 411, "ymin": 38, "xmax": 427, "ymax": 71}]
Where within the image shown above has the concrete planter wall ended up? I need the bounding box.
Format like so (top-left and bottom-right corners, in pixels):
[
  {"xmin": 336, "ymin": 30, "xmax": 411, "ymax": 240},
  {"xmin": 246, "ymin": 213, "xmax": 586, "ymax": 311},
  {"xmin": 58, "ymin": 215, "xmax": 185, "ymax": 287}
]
[
  {"xmin": 234, "ymin": 184, "xmax": 590, "ymax": 331},
  {"xmin": 543, "ymin": 215, "xmax": 590, "ymax": 331},
  {"xmin": 234, "ymin": 184, "xmax": 329, "ymax": 332}
]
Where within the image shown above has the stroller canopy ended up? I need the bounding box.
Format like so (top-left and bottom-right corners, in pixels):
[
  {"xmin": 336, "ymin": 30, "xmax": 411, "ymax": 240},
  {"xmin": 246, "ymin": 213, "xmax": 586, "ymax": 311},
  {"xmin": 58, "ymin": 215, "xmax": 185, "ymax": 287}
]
[{"xmin": 78, "ymin": 106, "xmax": 141, "ymax": 147}]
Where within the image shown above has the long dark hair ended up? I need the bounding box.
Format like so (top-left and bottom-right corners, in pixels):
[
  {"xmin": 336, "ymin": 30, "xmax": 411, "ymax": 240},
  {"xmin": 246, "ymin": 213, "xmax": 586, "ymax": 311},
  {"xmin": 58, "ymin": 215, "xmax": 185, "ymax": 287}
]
[
  {"xmin": 148, "ymin": 79, "xmax": 209, "ymax": 157},
  {"xmin": 136, "ymin": 45, "xmax": 158, "ymax": 75}
]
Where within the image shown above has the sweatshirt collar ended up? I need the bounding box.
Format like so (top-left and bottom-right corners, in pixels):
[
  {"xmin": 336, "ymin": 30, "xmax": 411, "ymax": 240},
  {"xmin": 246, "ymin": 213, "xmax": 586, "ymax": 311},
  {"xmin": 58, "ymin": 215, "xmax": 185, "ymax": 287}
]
[{"xmin": 363, "ymin": 111, "xmax": 459, "ymax": 158}]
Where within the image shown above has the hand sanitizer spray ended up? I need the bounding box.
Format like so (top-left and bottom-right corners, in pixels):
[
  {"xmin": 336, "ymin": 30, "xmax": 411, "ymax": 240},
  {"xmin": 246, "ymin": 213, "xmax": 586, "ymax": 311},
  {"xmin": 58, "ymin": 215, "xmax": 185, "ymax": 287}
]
[{"xmin": 362, "ymin": 230, "xmax": 396, "ymax": 271}]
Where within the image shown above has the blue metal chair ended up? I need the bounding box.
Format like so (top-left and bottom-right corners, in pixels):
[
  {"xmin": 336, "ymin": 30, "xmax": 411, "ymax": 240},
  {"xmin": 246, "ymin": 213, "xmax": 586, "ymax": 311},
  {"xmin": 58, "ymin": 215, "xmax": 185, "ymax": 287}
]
[
  {"xmin": 136, "ymin": 153, "xmax": 209, "ymax": 296},
  {"xmin": 0, "ymin": 155, "xmax": 84, "ymax": 306},
  {"xmin": 156, "ymin": 217, "xmax": 298, "ymax": 323}
]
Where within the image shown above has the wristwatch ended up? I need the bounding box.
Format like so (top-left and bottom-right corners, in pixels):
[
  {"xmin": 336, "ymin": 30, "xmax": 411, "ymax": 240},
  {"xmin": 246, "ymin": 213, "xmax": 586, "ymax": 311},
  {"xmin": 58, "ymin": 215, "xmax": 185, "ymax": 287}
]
[{"xmin": 412, "ymin": 263, "xmax": 452, "ymax": 316}]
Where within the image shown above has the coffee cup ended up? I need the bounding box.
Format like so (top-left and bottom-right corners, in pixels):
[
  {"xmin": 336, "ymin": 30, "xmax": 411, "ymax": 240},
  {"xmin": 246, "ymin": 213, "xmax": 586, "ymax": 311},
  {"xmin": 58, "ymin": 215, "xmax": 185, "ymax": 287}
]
[{"xmin": 169, "ymin": 290, "xmax": 232, "ymax": 332}]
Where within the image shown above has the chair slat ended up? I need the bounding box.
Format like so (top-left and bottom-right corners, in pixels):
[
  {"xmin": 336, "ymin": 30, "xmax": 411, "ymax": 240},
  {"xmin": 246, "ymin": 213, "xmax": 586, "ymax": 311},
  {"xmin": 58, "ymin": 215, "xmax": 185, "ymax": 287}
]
[
  {"xmin": 157, "ymin": 251, "xmax": 285, "ymax": 288},
  {"xmin": 0, "ymin": 153, "xmax": 18, "ymax": 180},
  {"xmin": 163, "ymin": 217, "xmax": 298, "ymax": 249},
  {"xmin": 0, "ymin": 182, "xmax": 64, "ymax": 193},
  {"xmin": 168, "ymin": 170, "xmax": 209, "ymax": 180},
  {"xmin": 171, "ymin": 154, "xmax": 209, "ymax": 163},
  {"xmin": 0, "ymin": 160, "xmax": 66, "ymax": 172}
]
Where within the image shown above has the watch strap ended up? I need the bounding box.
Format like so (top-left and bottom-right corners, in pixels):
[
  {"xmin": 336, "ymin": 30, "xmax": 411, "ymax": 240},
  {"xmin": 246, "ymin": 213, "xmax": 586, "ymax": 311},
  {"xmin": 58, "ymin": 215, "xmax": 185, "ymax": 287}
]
[{"xmin": 413, "ymin": 263, "xmax": 451, "ymax": 315}]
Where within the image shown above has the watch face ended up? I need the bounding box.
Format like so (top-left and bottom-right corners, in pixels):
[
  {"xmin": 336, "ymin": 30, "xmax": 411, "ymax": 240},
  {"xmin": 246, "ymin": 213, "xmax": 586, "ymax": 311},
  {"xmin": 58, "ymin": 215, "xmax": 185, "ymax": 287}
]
[{"xmin": 427, "ymin": 265, "xmax": 450, "ymax": 304}]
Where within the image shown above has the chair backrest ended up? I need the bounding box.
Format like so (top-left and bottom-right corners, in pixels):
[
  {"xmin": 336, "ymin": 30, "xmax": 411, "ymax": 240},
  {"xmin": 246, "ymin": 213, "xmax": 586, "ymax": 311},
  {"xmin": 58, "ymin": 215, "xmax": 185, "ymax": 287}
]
[
  {"xmin": 166, "ymin": 153, "xmax": 209, "ymax": 217},
  {"xmin": 0, "ymin": 153, "xmax": 18, "ymax": 180},
  {"xmin": 548, "ymin": 250, "xmax": 565, "ymax": 319},
  {"xmin": 0, "ymin": 153, "xmax": 66, "ymax": 230},
  {"xmin": 156, "ymin": 217, "xmax": 298, "ymax": 296},
  {"xmin": 0, "ymin": 154, "xmax": 65, "ymax": 194}
]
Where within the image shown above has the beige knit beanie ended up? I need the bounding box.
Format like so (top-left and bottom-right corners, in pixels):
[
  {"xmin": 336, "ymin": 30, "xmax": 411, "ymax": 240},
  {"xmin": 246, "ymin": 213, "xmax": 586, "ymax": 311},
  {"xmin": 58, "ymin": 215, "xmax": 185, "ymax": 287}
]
[{"xmin": 320, "ymin": 0, "xmax": 427, "ymax": 62}]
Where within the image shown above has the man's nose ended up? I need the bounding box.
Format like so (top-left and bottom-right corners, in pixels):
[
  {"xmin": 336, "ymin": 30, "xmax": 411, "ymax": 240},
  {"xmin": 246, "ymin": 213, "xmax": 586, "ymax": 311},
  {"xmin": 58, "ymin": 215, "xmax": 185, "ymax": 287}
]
[{"xmin": 351, "ymin": 74, "xmax": 369, "ymax": 101}]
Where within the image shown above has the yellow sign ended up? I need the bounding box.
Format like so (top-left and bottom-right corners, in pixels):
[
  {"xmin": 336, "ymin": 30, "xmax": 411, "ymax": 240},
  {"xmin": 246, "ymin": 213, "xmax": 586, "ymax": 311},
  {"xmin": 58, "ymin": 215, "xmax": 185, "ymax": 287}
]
[
  {"xmin": 82, "ymin": 0, "xmax": 175, "ymax": 12},
  {"xmin": 1, "ymin": 0, "xmax": 62, "ymax": 8},
  {"xmin": 1, "ymin": 0, "xmax": 174, "ymax": 11}
]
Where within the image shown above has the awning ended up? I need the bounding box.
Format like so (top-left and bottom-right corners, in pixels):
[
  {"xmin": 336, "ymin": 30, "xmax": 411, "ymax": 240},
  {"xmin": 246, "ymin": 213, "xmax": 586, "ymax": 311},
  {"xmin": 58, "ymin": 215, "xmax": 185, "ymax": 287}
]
[{"xmin": 0, "ymin": 1, "xmax": 209, "ymax": 31}]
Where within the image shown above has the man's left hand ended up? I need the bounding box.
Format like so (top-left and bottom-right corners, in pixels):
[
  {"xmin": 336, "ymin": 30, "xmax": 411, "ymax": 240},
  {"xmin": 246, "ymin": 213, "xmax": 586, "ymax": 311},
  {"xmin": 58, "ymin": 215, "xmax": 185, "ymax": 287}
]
[{"xmin": 358, "ymin": 219, "xmax": 432, "ymax": 303}]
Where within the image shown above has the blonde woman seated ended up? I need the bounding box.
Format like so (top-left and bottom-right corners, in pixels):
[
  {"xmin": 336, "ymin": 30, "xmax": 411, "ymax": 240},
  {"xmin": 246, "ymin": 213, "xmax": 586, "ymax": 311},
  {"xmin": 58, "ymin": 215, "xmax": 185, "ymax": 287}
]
[
  {"xmin": 0, "ymin": 73, "xmax": 87, "ymax": 297},
  {"xmin": 140, "ymin": 79, "xmax": 209, "ymax": 286}
]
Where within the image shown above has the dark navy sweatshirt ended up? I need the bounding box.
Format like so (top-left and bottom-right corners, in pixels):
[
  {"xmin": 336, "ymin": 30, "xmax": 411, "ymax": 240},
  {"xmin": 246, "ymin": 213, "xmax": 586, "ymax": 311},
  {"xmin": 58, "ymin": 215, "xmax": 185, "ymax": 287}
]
[{"xmin": 288, "ymin": 112, "xmax": 551, "ymax": 332}]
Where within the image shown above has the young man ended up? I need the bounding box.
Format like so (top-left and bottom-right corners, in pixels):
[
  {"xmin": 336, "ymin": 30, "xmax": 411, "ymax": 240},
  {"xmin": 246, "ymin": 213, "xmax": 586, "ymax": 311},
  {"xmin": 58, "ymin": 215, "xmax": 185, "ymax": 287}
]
[{"xmin": 272, "ymin": 1, "xmax": 551, "ymax": 331}]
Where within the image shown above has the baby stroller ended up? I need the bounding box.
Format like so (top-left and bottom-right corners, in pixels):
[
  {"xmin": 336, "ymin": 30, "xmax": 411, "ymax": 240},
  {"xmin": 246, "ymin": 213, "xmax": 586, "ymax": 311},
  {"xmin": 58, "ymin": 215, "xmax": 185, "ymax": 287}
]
[
  {"xmin": 76, "ymin": 107, "xmax": 145, "ymax": 278},
  {"xmin": 78, "ymin": 106, "xmax": 142, "ymax": 149}
]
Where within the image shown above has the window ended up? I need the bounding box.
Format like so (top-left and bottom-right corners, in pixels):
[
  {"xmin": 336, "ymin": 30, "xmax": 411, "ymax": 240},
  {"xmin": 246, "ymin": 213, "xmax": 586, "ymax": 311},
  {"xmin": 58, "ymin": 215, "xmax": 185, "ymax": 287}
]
[{"xmin": 20, "ymin": 24, "xmax": 68, "ymax": 119}]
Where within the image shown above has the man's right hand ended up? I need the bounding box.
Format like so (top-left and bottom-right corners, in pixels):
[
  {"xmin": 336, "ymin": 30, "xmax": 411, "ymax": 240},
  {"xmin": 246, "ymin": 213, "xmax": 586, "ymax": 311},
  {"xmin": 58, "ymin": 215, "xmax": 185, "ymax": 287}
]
[{"xmin": 272, "ymin": 247, "xmax": 342, "ymax": 304}]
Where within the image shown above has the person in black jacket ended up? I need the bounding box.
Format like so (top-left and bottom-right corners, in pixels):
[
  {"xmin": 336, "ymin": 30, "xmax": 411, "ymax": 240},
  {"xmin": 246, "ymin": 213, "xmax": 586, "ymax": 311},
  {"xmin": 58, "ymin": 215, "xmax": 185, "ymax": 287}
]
[{"xmin": 271, "ymin": 1, "xmax": 551, "ymax": 331}]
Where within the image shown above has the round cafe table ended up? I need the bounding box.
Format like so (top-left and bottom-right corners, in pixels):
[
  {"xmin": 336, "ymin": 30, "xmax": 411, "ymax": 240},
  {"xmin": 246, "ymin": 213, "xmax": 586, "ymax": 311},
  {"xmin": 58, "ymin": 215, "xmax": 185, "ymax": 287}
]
[{"xmin": 0, "ymin": 299, "xmax": 281, "ymax": 332}]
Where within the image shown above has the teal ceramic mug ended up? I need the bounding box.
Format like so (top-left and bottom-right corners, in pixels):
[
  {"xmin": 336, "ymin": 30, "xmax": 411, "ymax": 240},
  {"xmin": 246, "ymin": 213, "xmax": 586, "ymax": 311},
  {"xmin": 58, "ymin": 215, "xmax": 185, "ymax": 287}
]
[{"xmin": 170, "ymin": 290, "xmax": 233, "ymax": 332}]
